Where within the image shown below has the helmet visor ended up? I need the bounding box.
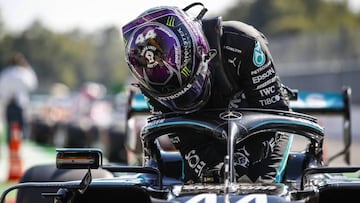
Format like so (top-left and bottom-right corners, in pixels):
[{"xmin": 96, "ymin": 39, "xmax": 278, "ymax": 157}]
[{"xmin": 122, "ymin": 7, "xmax": 199, "ymax": 95}]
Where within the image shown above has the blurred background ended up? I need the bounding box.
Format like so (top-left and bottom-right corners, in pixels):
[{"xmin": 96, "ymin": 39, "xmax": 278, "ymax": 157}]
[
  {"xmin": 0, "ymin": 0, "xmax": 359, "ymax": 95},
  {"xmin": 0, "ymin": 0, "xmax": 359, "ymax": 183}
]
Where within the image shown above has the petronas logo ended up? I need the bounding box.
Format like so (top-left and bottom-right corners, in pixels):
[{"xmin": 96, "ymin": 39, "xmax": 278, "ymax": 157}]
[
  {"xmin": 166, "ymin": 16, "xmax": 175, "ymax": 27},
  {"xmin": 253, "ymin": 41, "xmax": 266, "ymax": 67}
]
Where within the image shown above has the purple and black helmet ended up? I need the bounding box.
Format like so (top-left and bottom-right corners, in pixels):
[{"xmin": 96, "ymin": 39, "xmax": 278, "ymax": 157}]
[{"xmin": 122, "ymin": 3, "xmax": 212, "ymax": 113}]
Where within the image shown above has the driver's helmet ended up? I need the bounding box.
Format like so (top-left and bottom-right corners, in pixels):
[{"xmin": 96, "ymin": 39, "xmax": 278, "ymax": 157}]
[{"xmin": 122, "ymin": 4, "xmax": 212, "ymax": 113}]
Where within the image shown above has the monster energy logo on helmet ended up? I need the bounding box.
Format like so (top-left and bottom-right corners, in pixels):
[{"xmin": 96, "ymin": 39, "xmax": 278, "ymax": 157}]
[{"xmin": 166, "ymin": 16, "xmax": 176, "ymax": 27}]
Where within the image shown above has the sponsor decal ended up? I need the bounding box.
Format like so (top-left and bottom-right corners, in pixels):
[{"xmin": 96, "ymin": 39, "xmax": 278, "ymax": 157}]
[
  {"xmin": 252, "ymin": 68, "xmax": 275, "ymax": 84},
  {"xmin": 142, "ymin": 118, "xmax": 163, "ymax": 134},
  {"xmin": 146, "ymin": 118, "xmax": 165, "ymax": 128},
  {"xmin": 158, "ymin": 83, "xmax": 193, "ymax": 100},
  {"xmin": 185, "ymin": 150, "xmax": 206, "ymax": 177},
  {"xmin": 177, "ymin": 27, "xmax": 192, "ymax": 66},
  {"xmin": 224, "ymin": 45, "xmax": 242, "ymax": 54},
  {"xmin": 166, "ymin": 16, "xmax": 176, "ymax": 27},
  {"xmin": 253, "ymin": 41, "xmax": 266, "ymax": 67},
  {"xmin": 259, "ymin": 94, "xmax": 281, "ymax": 106},
  {"xmin": 228, "ymin": 56, "xmax": 237, "ymax": 68},
  {"xmin": 181, "ymin": 66, "xmax": 191, "ymax": 77},
  {"xmin": 256, "ymin": 77, "xmax": 277, "ymax": 90},
  {"xmin": 250, "ymin": 61, "xmax": 271, "ymax": 75},
  {"xmin": 259, "ymin": 85, "xmax": 276, "ymax": 97},
  {"xmin": 182, "ymin": 184, "xmax": 278, "ymax": 191}
]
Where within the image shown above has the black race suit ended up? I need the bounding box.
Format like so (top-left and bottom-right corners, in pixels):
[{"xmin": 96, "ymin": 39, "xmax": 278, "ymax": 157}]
[{"xmin": 143, "ymin": 20, "xmax": 291, "ymax": 183}]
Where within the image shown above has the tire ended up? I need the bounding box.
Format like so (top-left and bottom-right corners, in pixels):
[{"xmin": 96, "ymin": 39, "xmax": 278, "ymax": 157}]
[{"xmin": 16, "ymin": 164, "xmax": 114, "ymax": 203}]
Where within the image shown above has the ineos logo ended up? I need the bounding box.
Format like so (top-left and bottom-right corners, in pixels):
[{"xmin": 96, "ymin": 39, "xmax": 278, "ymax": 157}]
[{"xmin": 219, "ymin": 111, "xmax": 242, "ymax": 121}]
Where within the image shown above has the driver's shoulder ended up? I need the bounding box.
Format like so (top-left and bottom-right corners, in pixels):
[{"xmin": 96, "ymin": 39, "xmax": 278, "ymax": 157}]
[{"xmin": 222, "ymin": 21, "xmax": 266, "ymax": 45}]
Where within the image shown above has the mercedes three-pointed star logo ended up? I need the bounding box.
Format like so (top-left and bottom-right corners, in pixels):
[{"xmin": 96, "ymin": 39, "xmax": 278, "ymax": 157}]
[{"xmin": 219, "ymin": 111, "xmax": 243, "ymax": 120}]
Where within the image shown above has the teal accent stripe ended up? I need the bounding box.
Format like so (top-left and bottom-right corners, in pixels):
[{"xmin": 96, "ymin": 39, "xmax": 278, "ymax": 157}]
[
  {"xmin": 251, "ymin": 120, "xmax": 323, "ymax": 133},
  {"xmin": 290, "ymin": 92, "xmax": 345, "ymax": 109},
  {"xmin": 146, "ymin": 121, "xmax": 212, "ymax": 130},
  {"xmin": 182, "ymin": 160, "xmax": 185, "ymax": 181},
  {"xmin": 274, "ymin": 134, "xmax": 294, "ymax": 183}
]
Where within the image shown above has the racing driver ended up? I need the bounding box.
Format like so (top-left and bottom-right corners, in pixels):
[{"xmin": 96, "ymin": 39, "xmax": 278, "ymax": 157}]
[{"xmin": 121, "ymin": 3, "xmax": 292, "ymax": 183}]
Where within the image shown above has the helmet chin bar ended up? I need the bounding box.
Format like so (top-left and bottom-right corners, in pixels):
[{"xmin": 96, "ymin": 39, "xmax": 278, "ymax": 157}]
[{"xmin": 160, "ymin": 78, "xmax": 211, "ymax": 114}]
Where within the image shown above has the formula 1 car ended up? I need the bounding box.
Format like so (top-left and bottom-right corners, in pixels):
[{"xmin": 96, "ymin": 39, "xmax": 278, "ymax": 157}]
[{"xmin": 1, "ymin": 86, "xmax": 359, "ymax": 203}]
